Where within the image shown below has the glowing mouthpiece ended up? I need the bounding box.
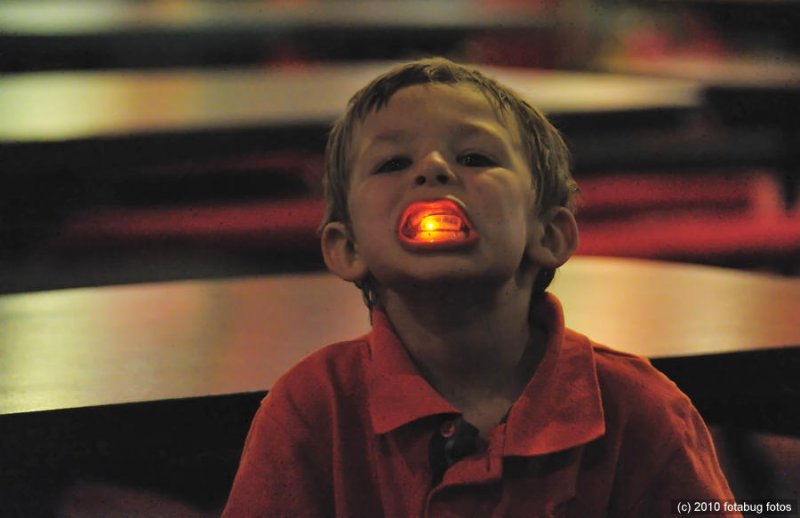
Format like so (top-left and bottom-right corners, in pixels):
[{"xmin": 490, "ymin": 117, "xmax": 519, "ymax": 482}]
[
  {"xmin": 418, "ymin": 214, "xmax": 463, "ymax": 240},
  {"xmin": 398, "ymin": 199, "xmax": 478, "ymax": 249}
]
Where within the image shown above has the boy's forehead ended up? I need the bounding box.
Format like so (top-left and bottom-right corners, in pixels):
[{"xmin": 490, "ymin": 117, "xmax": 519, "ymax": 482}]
[
  {"xmin": 350, "ymin": 83, "xmax": 523, "ymax": 148},
  {"xmin": 365, "ymin": 83, "xmax": 502, "ymax": 121}
]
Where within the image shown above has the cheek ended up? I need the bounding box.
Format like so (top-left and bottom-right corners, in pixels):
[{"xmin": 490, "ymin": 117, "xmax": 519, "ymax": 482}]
[
  {"xmin": 472, "ymin": 178, "xmax": 534, "ymax": 257},
  {"xmin": 347, "ymin": 187, "xmax": 397, "ymax": 243},
  {"xmin": 473, "ymin": 175, "xmax": 532, "ymax": 221}
]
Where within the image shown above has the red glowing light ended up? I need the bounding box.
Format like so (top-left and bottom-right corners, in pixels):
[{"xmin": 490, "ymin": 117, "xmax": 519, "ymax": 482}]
[{"xmin": 398, "ymin": 199, "xmax": 478, "ymax": 249}]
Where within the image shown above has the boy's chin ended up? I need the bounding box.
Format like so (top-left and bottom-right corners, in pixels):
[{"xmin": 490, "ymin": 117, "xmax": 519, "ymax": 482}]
[{"xmin": 379, "ymin": 266, "xmax": 521, "ymax": 294}]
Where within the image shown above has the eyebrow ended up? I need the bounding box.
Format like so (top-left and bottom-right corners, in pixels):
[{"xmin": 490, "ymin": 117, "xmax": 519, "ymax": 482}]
[
  {"xmin": 356, "ymin": 130, "xmax": 410, "ymax": 165},
  {"xmin": 370, "ymin": 123, "xmax": 505, "ymax": 144},
  {"xmin": 367, "ymin": 130, "xmax": 410, "ymax": 145},
  {"xmin": 359, "ymin": 121, "xmax": 514, "ymax": 161},
  {"xmin": 453, "ymin": 122, "xmax": 510, "ymax": 143}
]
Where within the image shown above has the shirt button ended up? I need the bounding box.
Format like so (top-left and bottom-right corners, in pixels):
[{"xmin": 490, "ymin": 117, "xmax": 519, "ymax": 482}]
[{"xmin": 439, "ymin": 420, "xmax": 456, "ymax": 438}]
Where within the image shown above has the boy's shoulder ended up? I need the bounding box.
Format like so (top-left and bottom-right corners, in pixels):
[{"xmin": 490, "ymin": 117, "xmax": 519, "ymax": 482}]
[
  {"xmin": 575, "ymin": 329, "xmax": 690, "ymax": 409},
  {"xmin": 566, "ymin": 329, "xmax": 699, "ymax": 443},
  {"xmin": 272, "ymin": 335, "xmax": 373, "ymax": 395},
  {"xmin": 264, "ymin": 336, "xmax": 375, "ymax": 421},
  {"xmin": 594, "ymin": 340, "xmax": 687, "ymax": 406}
]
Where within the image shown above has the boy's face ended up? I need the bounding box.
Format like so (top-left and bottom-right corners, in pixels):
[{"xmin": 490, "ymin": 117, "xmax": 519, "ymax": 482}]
[{"xmin": 328, "ymin": 83, "xmax": 551, "ymax": 292}]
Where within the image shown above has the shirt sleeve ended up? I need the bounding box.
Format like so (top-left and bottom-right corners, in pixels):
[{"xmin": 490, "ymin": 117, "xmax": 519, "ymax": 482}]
[
  {"xmin": 628, "ymin": 406, "xmax": 740, "ymax": 518},
  {"xmin": 222, "ymin": 393, "xmax": 333, "ymax": 518}
]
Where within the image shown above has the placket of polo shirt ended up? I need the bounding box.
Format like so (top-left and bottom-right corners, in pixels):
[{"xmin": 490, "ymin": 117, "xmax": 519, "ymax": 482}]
[
  {"xmin": 423, "ymin": 424, "xmax": 585, "ymax": 517},
  {"xmin": 443, "ymin": 420, "xmax": 504, "ymax": 486},
  {"xmin": 423, "ymin": 423, "xmax": 505, "ymax": 515}
]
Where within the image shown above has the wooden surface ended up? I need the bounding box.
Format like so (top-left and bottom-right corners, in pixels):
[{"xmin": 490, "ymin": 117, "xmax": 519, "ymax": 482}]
[
  {"xmin": 597, "ymin": 54, "xmax": 800, "ymax": 205},
  {"xmin": 0, "ymin": 63, "xmax": 700, "ymax": 144},
  {"xmin": 2, "ymin": 256, "xmax": 798, "ymax": 416},
  {"xmin": 0, "ymin": 0, "xmax": 550, "ymax": 35},
  {"xmin": 598, "ymin": 55, "xmax": 800, "ymax": 89},
  {"xmin": 0, "ymin": 62, "xmax": 703, "ymax": 185},
  {"xmin": 0, "ymin": 0, "xmax": 552, "ymax": 72},
  {"xmin": 597, "ymin": 54, "xmax": 800, "ymax": 130}
]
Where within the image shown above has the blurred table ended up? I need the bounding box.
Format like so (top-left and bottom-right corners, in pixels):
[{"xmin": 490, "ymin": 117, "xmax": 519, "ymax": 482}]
[
  {"xmin": 599, "ymin": 55, "xmax": 800, "ymax": 206},
  {"xmin": 599, "ymin": 55, "xmax": 800, "ymax": 88},
  {"xmin": 0, "ymin": 62, "xmax": 701, "ymax": 165},
  {"xmin": 597, "ymin": 55, "xmax": 800, "ymax": 130},
  {"xmin": 2, "ymin": 256, "xmax": 798, "ymax": 416},
  {"xmin": 0, "ymin": 0, "xmax": 552, "ymax": 71},
  {"xmin": 2, "ymin": 256, "xmax": 798, "ymax": 512}
]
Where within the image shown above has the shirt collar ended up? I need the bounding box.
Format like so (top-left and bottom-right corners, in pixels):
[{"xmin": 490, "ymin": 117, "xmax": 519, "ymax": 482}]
[
  {"xmin": 366, "ymin": 308, "xmax": 458, "ymax": 434},
  {"xmin": 365, "ymin": 293, "xmax": 605, "ymax": 455},
  {"xmin": 502, "ymin": 293, "xmax": 605, "ymax": 456}
]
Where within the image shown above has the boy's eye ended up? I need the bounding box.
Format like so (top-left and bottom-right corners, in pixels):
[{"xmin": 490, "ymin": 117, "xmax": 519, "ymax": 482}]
[
  {"xmin": 458, "ymin": 153, "xmax": 496, "ymax": 168},
  {"xmin": 375, "ymin": 157, "xmax": 412, "ymax": 174}
]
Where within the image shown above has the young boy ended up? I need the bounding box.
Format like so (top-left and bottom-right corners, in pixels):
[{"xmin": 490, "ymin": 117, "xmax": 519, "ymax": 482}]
[{"xmin": 224, "ymin": 58, "xmax": 737, "ymax": 517}]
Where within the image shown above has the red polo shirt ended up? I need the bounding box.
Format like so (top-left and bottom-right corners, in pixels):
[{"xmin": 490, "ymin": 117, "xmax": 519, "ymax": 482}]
[{"xmin": 223, "ymin": 294, "xmax": 737, "ymax": 517}]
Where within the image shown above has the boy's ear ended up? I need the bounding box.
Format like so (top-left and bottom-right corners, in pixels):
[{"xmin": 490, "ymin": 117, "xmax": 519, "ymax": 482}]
[
  {"xmin": 321, "ymin": 222, "xmax": 369, "ymax": 282},
  {"xmin": 526, "ymin": 207, "xmax": 579, "ymax": 269}
]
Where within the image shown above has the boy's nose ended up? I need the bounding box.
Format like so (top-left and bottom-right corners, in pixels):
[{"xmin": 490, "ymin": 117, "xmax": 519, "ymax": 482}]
[{"xmin": 414, "ymin": 152, "xmax": 457, "ymax": 187}]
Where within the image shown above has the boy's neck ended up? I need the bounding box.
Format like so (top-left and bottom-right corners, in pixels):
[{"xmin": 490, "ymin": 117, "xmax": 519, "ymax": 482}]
[{"xmin": 380, "ymin": 272, "xmax": 545, "ymax": 419}]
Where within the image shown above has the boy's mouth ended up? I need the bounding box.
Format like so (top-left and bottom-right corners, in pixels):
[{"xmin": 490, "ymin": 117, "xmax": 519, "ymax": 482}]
[{"xmin": 398, "ymin": 198, "xmax": 478, "ymax": 249}]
